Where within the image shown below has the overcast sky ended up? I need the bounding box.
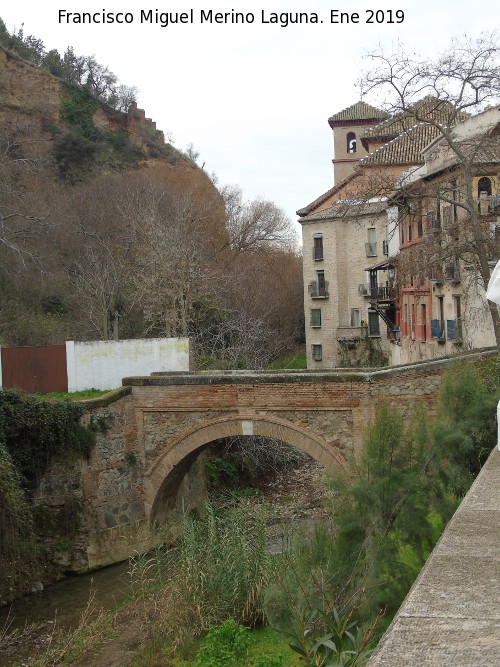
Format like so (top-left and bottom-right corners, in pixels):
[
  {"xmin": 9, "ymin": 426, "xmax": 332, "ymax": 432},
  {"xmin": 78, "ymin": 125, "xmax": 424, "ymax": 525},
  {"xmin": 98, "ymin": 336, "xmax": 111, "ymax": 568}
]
[{"xmin": 2, "ymin": 1, "xmax": 497, "ymax": 226}]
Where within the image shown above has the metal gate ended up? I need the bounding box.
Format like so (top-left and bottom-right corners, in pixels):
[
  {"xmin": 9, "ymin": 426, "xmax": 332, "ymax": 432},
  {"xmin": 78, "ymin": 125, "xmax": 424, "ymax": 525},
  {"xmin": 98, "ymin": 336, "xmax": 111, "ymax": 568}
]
[{"xmin": 1, "ymin": 344, "xmax": 68, "ymax": 394}]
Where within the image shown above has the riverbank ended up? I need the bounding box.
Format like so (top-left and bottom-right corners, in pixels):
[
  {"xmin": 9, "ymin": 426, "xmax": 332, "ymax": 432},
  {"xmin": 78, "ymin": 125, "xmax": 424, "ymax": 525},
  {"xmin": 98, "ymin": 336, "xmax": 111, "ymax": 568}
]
[{"xmin": 0, "ymin": 457, "xmax": 334, "ymax": 666}]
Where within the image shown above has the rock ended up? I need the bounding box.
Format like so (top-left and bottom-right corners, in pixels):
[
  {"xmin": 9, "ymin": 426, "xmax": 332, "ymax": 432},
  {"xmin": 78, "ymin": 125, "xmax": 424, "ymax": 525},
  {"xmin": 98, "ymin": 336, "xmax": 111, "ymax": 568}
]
[{"xmin": 31, "ymin": 581, "xmax": 44, "ymax": 593}]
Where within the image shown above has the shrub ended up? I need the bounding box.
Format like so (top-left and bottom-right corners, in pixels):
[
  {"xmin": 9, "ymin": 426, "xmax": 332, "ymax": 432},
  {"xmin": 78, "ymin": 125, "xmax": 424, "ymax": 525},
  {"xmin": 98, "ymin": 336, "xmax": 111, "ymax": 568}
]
[
  {"xmin": 195, "ymin": 619, "xmax": 250, "ymax": 667},
  {"xmin": 0, "ymin": 389, "xmax": 94, "ymax": 488},
  {"xmin": 60, "ymin": 86, "xmax": 100, "ymax": 138},
  {"xmin": 54, "ymin": 131, "xmax": 97, "ymax": 178},
  {"xmin": 128, "ymin": 504, "xmax": 272, "ymax": 649}
]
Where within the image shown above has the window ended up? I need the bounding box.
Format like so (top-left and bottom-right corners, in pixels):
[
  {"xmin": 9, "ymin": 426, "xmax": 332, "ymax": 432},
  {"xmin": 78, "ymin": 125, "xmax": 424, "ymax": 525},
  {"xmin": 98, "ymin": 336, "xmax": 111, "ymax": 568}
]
[
  {"xmin": 351, "ymin": 308, "xmax": 361, "ymax": 327},
  {"xmin": 431, "ymin": 296, "xmax": 445, "ymax": 339},
  {"xmin": 421, "ymin": 303, "xmax": 427, "ymax": 342},
  {"xmin": 317, "ymin": 270, "xmax": 326, "ymax": 296},
  {"xmin": 453, "ymin": 295, "xmax": 463, "ymax": 341},
  {"xmin": 312, "ymin": 344, "xmax": 323, "ymax": 361},
  {"xmin": 417, "ymin": 216, "xmax": 423, "ymax": 237},
  {"xmin": 478, "ymin": 177, "xmax": 492, "ymax": 197},
  {"xmin": 366, "ymin": 228, "xmax": 377, "ymax": 256},
  {"xmin": 310, "ymin": 308, "xmax": 322, "ymax": 327},
  {"xmin": 346, "ymin": 132, "xmax": 356, "ymax": 153},
  {"xmin": 313, "ymin": 234, "xmax": 323, "ymax": 261},
  {"xmin": 368, "ymin": 310, "xmax": 380, "ymax": 336},
  {"xmin": 452, "ymin": 187, "xmax": 459, "ymax": 222},
  {"xmin": 309, "ymin": 271, "xmax": 328, "ymax": 298}
]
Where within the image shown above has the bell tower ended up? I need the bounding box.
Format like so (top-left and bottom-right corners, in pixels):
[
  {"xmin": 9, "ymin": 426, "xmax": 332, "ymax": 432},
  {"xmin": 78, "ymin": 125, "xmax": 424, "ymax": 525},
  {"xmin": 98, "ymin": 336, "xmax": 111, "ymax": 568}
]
[{"xmin": 328, "ymin": 101, "xmax": 389, "ymax": 185}]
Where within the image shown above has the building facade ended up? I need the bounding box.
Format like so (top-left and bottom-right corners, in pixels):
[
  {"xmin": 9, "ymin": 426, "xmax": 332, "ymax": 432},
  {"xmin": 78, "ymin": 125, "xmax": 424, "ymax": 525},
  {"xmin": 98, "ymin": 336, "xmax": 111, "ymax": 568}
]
[
  {"xmin": 299, "ymin": 100, "xmax": 499, "ymax": 368},
  {"xmin": 394, "ymin": 106, "xmax": 500, "ymax": 362}
]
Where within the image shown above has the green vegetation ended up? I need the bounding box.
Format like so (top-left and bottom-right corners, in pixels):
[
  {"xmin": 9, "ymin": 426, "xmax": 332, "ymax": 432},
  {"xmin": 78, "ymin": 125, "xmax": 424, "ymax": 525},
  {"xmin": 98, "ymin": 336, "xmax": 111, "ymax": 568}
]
[
  {"xmin": 0, "ymin": 389, "xmax": 96, "ymax": 601},
  {"xmin": 5, "ymin": 357, "xmax": 498, "ymax": 664},
  {"xmin": 39, "ymin": 389, "xmax": 110, "ymax": 400},
  {"xmin": 195, "ymin": 619, "xmax": 251, "ymax": 667},
  {"xmin": 0, "ymin": 390, "xmax": 94, "ymax": 487},
  {"xmin": 268, "ymin": 351, "xmax": 307, "ymax": 369},
  {"xmin": 267, "ymin": 357, "xmax": 499, "ymax": 632},
  {"xmin": 60, "ymin": 85, "xmax": 100, "ymax": 138}
]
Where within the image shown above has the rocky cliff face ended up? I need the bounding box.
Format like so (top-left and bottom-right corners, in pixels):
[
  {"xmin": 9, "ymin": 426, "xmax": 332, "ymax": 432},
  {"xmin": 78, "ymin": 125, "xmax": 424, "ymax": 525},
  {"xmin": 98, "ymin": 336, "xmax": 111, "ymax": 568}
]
[{"xmin": 0, "ymin": 44, "xmax": 224, "ymax": 229}]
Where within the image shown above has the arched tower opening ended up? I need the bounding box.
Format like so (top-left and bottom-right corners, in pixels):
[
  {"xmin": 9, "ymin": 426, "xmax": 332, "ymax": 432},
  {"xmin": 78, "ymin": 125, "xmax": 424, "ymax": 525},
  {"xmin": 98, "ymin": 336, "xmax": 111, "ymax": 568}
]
[{"xmin": 346, "ymin": 131, "xmax": 357, "ymax": 153}]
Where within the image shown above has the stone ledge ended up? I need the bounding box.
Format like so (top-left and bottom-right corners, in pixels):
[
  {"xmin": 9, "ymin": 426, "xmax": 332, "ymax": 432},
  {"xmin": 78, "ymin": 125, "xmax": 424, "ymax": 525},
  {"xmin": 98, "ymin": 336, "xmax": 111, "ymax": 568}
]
[
  {"xmin": 79, "ymin": 385, "xmax": 132, "ymax": 408},
  {"xmin": 368, "ymin": 448, "xmax": 500, "ymax": 666}
]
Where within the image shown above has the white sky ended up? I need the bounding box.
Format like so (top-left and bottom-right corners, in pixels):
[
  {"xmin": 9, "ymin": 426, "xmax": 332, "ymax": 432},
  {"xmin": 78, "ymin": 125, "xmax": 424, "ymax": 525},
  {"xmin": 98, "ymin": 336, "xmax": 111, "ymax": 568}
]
[{"xmin": 1, "ymin": 1, "xmax": 497, "ymax": 225}]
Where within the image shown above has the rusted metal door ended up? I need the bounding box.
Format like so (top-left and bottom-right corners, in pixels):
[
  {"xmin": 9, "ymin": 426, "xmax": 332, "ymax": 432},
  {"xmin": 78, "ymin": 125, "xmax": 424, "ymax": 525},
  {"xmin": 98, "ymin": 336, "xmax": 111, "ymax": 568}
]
[{"xmin": 1, "ymin": 344, "xmax": 67, "ymax": 394}]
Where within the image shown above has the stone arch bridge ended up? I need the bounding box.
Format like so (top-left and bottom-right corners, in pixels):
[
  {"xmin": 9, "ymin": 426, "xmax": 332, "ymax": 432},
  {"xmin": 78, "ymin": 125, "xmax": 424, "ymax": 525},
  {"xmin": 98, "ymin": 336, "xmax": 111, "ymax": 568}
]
[{"xmin": 35, "ymin": 352, "xmax": 491, "ymax": 571}]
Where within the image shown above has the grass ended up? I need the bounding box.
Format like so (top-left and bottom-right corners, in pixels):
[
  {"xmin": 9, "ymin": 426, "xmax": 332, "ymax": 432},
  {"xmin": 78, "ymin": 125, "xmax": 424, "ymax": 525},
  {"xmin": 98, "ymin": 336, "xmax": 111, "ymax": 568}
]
[
  {"xmin": 132, "ymin": 627, "xmax": 302, "ymax": 667},
  {"xmin": 267, "ymin": 352, "xmax": 307, "ymax": 370},
  {"xmin": 36, "ymin": 389, "xmax": 111, "ymax": 400}
]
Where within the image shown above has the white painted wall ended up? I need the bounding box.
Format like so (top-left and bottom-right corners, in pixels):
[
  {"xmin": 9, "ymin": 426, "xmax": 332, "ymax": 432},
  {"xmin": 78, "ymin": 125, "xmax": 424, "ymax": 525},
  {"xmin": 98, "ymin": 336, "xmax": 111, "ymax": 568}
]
[{"xmin": 66, "ymin": 338, "xmax": 190, "ymax": 392}]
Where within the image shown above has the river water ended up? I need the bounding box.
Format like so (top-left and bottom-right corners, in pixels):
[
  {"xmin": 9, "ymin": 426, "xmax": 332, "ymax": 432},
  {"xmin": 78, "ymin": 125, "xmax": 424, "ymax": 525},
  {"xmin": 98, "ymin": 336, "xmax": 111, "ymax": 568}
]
[{"xmin": 0, "ymin": 561, "xmax": 132, "ymax": 665}]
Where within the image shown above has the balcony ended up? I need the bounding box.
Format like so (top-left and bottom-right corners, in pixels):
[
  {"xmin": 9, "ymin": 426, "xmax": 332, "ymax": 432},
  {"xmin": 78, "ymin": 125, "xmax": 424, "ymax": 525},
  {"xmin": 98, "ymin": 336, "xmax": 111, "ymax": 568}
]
[
  {"xmin": 478, "ymin": 193, "xmax": 500, "ymax": 216},
  {"xmin": 447, "ymin": 318, "xmax": 463, "ymax": 343},
  {"xmin": 359, "ymin": 284, "xmax": 396, "ymax": 300},
  {"xmin": 430, "ymin": 268, "xmax": 444, "ymax": 286},
  {"xmin": 445, "ymin": 263, "xmax": 460, "ymax": 283},
  {"xmin": 308, "ymin": 280, "xmax": 329, "ymax": 299}
]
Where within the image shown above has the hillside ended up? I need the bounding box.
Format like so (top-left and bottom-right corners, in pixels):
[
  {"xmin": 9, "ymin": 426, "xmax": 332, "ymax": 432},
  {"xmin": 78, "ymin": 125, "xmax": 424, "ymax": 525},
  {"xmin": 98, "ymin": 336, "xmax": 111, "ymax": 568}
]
[
  {"xmin": 0, "ymin": 44, "xmax": 227, "ymax": 346},
  {"xmin": 0, "ymin": 34, "xmax": 303, "ymax": 369}
]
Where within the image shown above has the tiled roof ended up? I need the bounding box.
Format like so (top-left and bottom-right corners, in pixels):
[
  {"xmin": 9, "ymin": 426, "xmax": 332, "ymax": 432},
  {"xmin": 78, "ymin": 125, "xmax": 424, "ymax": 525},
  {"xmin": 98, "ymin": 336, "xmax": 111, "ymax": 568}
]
[
  {"xmin": 296, "ymin": 171, "xmax": 359, "ymax": 217},
  {"xmin": 362, "ymin": 96, "xmax": 468, "ymax": 142},
  {"xmin": 300, "ymin": 200, "xmax": 387, "ymax": 223},
  {"xmin": 328, "ymin": 101, "xmax": 389, "ymax": 126},
  {"xmin": 359, "ymin": 123, "xmax": 440, "ymax": 167}
]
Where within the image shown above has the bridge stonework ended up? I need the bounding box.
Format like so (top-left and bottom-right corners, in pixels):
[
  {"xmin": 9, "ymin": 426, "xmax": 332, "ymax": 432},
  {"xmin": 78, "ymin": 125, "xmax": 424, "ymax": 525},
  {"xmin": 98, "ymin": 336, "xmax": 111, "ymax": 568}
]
[{"xmin": 33, "ymin": 352, "xmax": 492, "ymax": 571}]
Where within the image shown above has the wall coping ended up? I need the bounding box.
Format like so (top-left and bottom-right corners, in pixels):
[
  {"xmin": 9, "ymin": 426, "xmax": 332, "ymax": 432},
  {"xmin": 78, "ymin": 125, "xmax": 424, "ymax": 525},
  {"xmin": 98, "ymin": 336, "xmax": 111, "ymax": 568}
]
[{"xmin": 122, "ymin": 349, "xmax": 496, "ymax": 387}]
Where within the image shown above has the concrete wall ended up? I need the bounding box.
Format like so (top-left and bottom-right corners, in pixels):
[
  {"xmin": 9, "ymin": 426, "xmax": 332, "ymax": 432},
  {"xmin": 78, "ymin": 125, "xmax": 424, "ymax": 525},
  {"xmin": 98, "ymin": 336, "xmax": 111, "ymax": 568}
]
[{"xmin": 66, "ymin": 337, "xmax": 191, "ymax": 391}]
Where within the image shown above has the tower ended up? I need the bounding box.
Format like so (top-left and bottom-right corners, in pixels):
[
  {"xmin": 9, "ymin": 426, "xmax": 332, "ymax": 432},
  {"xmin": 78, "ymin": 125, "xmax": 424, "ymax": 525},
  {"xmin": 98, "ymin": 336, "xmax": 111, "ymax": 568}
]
[{"xmin": 328, "ymin": 101, "xmax": 389, "ymax": 185}]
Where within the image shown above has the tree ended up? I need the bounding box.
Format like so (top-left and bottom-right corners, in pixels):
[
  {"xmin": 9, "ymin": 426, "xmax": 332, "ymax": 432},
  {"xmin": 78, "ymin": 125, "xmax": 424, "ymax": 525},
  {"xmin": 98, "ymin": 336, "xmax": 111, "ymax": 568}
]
[
  {"xmin": 0, "ymin": 115, "xmax": 50, "ymax": 268},
  {"xmin": 360, "ymin": 33, "xmax": 500, "ymax": 349},
  {"xmin": 115, "ymin": 173, "xmax": 224, "ymax": 339},
  {"xmin": 221, "ymin": 184, "xmax": 298, "ymax": 252}
]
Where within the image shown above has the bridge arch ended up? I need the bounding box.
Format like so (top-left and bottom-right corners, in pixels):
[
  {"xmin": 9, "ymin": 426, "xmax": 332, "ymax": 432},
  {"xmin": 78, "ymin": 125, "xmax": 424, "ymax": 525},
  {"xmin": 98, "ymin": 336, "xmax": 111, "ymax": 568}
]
[{"xmin": 145, "ymin": 414, "xmax": 347, "ymax": 524}]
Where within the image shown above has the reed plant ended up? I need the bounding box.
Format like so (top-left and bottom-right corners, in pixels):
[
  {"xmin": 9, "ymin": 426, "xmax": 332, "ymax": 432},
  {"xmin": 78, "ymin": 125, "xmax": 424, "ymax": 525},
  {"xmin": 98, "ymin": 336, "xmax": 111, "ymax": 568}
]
[{"xmin": 128, "ymin": 503, "xmax": 273, "ymax": 651}]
